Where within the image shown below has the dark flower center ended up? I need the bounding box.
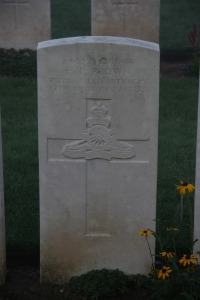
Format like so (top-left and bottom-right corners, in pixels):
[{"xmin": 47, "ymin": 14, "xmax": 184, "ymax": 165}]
[
  {"xmin": 185, "ymin": 255, "xmax": 191, "ymax": 260},
  {"xmin": 162, "ymin": 269, "xmax": 167, "ymax": 274}
]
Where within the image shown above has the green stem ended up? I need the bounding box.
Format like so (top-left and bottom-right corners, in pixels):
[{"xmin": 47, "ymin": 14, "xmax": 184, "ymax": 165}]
[
  {"xmin": 180, "ymin": 194, "xmax": 183, "ymax": 224},
  {"xmin": 146, "ymin": 236, "xmax": 155, "ymax": 272},
  {"xmin": 172, "ymin": 233, "xmax": 177, "ymax": 256}
]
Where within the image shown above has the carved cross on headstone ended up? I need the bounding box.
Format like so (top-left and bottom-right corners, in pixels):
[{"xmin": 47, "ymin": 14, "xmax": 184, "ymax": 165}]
[
  {"xmin": 48, "ymin": 98, "xmax": 141, "ymax": 236},
  {"xmin": 1, "ymin": 0, "xmax": 29, "ymax": 29},
  {"xmin": 112, "ymin": 0, "xmax": 139, "ymax": 34}
]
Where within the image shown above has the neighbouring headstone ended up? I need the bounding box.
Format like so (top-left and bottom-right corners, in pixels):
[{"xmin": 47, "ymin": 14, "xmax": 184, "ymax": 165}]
[
  {"xmin": 194, "ymin": 71, "xmax": 200, "ymax": 251},
  {"xmin": 38, "ymin": 36, "xmax": 160, "ymax": 283},
  {"xmin": 91, "ymin": 0, "xmax": 160, "ymax": 43},
  {"xmin": 0, "ymin": 107, "xmax": 6, "ymax": 286},
  {"xmin": 0, "ymin": 0, "xmax": 51, "ymax": 50}
]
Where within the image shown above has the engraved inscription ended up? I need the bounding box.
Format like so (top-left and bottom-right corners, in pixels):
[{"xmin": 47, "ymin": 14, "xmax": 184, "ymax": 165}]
[
  {"xmin": 1, "ymin": 0, "xmax": 29, "ymax": 29},
  {"xmin": 49, "ymin": 77, "xmax": 145, "ymax": 94},
  {"xmin": 113, "ymin": 0, "xmax": 138, "ymax": 3},
  {"xmin": 113, "ymin": 0, "xmax": 138, "ymax": 34},
  {"xmin": 62, "ymin": 56, "xmax": 135, "ymax": 66},
  {"xmin": 63, "ymin": 101, "xmax": 135, "ymax": 160},
  {"xmin": 49, "ymin": 54, "xmax": 147, "ymax": 95}
]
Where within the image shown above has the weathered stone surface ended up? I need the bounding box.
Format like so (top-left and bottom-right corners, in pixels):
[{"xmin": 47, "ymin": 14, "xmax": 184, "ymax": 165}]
[
  {"xmin": 0, "ymin": 107, "xmax": 6, "ymax": 286},
  {"xmin": 194, "ymin": 73, "xmax": 200, "ymax": 252},
  {"xmin": 38, "ymin": 36, "xmax": 160, "ymax": 283},
  {"xmin": 0, "ymin": 0, "xmax": 51, "ymax": 50},
  {"xmin": 91, "ymin": 0, "xmax": 160, "ymax": 43}
]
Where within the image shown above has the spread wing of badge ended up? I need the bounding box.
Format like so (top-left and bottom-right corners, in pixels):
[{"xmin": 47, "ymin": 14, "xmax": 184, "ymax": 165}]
[{"xmin": 63, "ymin": 102, "xmax": 135, "ymax": 160}]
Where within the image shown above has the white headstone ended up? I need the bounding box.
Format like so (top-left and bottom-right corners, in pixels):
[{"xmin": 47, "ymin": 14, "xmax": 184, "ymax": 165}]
[
  {"xmin": 38, "ymin": 36, "xmax": 160, "ymax": 283},
  {"xmin": 194, "ymin": 71, "xmax": 200, "ymax": 251},
  {"xmin": 0, "ymin": 0, "xmax": 51, "ymax": 50},
  {"xmin": 91, "ymin": 0, "xmax": 160, "ymax": 43},
  {"xmin": 0, "ymin": 108, "xmax": 6, "ymax": 286}
]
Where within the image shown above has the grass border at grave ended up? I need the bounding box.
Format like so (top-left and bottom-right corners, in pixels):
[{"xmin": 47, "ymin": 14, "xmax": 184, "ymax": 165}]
[
  {"xmin": 157, "ymin": 76, "xmax": 198, "ymax": 253},
  {"xmin": 0, "ymin": 76, "xmax": 39, "ymax": 258}
]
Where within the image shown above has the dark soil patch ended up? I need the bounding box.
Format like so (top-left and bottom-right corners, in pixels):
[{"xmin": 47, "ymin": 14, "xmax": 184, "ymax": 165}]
[
  {"xmin": 161, "ymin": 61, "xmax": 194, "ymax": 77},
  {"xmin": 160, "ymin": 54, "xmax": 197, "ymax": 78},
  {"xmin": 0, "ymin": 259, "xmax": 151, "ymax": 300}
]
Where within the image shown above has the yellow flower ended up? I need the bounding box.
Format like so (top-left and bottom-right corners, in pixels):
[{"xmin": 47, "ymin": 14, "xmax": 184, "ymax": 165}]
[
  {"xmin": 138, "ymin": 229, "xmax": 153, "ymax": 237},
  {"xmin": 179, "ymin": 254, "xmax": 198, "ymax": 266},
  {"xmin": 160, "ymin": 251, "xmax": 175, "ymax": 258},
  {"xmin": 166, "ymin": 227, "xmax": 179, "ymax": 232},
  {"xmin": 157, "ymin": 266, "xmax": 172, "ymax": 280},
  {"xmin": 187, "ymin": 183, "xmax": 195, "ymax": 193},
  {"xmin": 176, "ymin": 181, "xmax": 195, "ymax": 195}
]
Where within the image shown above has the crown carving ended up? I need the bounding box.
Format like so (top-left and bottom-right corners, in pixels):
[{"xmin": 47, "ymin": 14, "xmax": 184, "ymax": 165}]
[{"xmin": 90, "ymin": 103, "xmax": 108, "ymax": 118}]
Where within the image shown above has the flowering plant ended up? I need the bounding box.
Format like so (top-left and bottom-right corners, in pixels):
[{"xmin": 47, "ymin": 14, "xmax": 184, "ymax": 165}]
[
  {"xmin": 137, "ymin": 181, "xmax": 200, "ymax": 299},
  {"xmin": 176, "ymin": 180, "xmax": 195, "ymax": 223}
]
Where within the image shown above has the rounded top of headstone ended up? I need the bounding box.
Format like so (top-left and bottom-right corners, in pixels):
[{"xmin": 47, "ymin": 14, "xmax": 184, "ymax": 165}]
[{"xmin": 37, "ymin": 36, "xmax": 159, "ymax": 52}]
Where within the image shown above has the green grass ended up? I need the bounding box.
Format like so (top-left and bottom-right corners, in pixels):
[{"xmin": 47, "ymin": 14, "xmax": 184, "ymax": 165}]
[
  {"xmin": 51, "ymin": 0, "xmax": 91, "ymax": 39},
  {"xmin": 160, "ymin": 0, "xmax": 200, "ymax": 52},
  {"xmin": 0, "ymin": 77, "xmax": 39, "ymax": 256},
  {"xmin": 158, "ymin": 77, "xmax": 198, "ymax": 187},
  {"xmin": 157, "ymin": 77, "xmax": 198, "ymax": 251}
]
